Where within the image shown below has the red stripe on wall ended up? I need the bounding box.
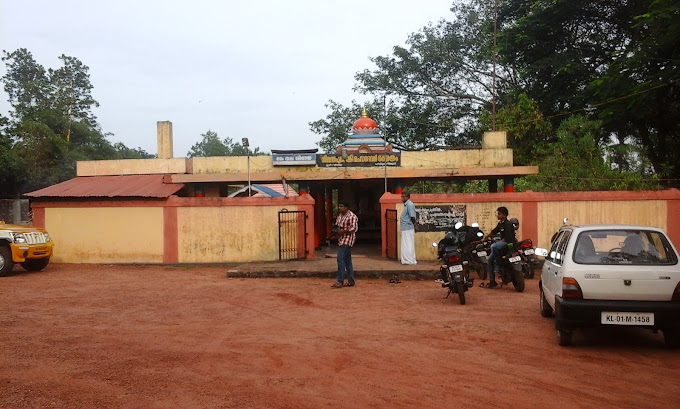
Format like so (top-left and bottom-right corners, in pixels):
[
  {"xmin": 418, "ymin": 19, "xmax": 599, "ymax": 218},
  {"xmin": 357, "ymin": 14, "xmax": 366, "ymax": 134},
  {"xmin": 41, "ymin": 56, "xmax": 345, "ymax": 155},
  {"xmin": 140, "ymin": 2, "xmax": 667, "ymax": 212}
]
[
  {"xmin": 32, "ymin": 207, "xmax": 45, "ymax": 228},
  {"xmin": 163, "ymin": 206, "xmax": 178, "ymax": 263},
  {"xmin": 667, "ymin": 199, "xmax": 680, "ymax": 249},
  {"xmin": 522, "ymin": 201, "xmax": 538, "ymax": 248}
]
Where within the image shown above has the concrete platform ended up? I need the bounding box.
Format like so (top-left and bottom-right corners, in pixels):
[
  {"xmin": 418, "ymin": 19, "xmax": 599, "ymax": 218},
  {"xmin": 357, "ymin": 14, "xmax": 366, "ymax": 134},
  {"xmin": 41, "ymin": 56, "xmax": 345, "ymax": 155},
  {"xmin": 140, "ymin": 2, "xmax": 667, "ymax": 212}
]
[{"xmin": 226, "ymin": 244, "xmax": 441, "ymax": 280}]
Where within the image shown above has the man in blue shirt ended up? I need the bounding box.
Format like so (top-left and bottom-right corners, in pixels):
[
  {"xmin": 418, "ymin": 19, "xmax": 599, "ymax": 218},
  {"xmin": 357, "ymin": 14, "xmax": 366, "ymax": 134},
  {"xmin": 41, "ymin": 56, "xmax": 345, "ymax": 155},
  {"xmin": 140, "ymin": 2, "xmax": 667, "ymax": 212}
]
[{"xmin": 400, "ymin": 191, "xmax": 418, "ymax": 265}]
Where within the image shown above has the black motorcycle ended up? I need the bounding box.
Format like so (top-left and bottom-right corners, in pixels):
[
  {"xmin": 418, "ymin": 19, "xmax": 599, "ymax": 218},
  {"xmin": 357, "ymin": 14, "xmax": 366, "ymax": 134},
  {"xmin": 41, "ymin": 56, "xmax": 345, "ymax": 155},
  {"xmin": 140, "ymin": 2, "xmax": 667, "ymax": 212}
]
[
  {"xmin": 517, "ymin": 238, "xmax": 539, "ymax": 279},
  {"xmin": 461, "ymin": 224, "xmax": 488, "ymax": 280},
  {"xmin": 432, "ymin": 222, "xmax": 482, "ymax": 304},
  {"xmin": 476, "ymin": 237, "xmax": 525, "ymax": 292}
]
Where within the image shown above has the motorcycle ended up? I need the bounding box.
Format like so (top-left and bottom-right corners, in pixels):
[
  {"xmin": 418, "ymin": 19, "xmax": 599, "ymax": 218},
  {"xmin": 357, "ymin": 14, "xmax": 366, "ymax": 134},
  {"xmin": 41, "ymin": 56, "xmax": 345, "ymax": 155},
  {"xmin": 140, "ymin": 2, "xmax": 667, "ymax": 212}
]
[
  {"xmin": 432, "ymin": 222, "xmax": 482, "ymax": 304},
  {"xmin": 506, "ymin": 217, "xmax": 539, "ymax": 279},
  {"xmin": 475, "ymin": 236, "xmax": 525, "ymax": 292},
  {"xmin": 460, "ymin": 224, "xmax": 488, "ymax": 280},
  {"xmin": 516, "ymin": 238, "xmax": 539, "ymax": 279}
]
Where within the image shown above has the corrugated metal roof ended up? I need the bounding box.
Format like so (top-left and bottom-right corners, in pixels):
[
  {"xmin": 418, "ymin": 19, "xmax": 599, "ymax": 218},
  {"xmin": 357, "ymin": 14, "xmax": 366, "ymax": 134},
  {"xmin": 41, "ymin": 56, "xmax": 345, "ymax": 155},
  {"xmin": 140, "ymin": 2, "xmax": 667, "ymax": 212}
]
[{"xmin": 24, "ymin": 175, "xmax": 185, "ymax": 198}]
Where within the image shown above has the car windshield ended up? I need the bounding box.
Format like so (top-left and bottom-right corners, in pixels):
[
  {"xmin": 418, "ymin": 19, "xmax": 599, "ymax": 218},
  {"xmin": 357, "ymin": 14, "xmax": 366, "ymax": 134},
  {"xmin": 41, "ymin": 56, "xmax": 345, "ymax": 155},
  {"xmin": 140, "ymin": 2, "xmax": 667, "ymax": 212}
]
[{"xmin": 573, "ymin": 230, "xmax": 678, "ymax": 265}]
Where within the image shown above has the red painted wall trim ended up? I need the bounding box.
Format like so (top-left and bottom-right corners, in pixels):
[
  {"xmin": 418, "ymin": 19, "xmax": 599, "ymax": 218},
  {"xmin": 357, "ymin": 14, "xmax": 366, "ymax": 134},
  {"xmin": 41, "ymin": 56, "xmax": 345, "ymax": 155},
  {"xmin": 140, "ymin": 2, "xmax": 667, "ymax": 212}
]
[
  {"xmin": 521, "ymin": 201, "xmax": 538, "ymax": 248},
  {"xmin": 380, "ymin": 193, "xmax": 400, "ymax": 257},
  {"xmin": 667, "ymin": 200, "xmax": 680, "ymax": 249},
  {"xmin": 163, "ymin": 207, "xmax": 178, "ymax": 263},
  {"xmin": 32, "ymin": 207, "xmax": 45, "ymax": 228}
]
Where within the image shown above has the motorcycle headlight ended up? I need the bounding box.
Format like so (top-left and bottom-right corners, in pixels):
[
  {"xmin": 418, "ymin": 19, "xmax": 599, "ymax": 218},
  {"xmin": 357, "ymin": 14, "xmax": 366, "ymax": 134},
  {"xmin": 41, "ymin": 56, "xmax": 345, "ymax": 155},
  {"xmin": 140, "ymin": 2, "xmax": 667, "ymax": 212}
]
[{"xmin": 12, "ymin": 232, "xmax": 27, "ymax": 243}]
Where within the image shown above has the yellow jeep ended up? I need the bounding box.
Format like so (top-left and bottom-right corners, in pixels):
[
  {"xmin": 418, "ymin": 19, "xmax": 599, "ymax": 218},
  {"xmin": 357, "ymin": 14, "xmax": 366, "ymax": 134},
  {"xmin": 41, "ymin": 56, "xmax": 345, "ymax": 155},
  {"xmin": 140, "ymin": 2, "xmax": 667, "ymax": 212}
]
[{"xmin": 0, "ymin": 222, "xmax": 54, "ymax": 276}]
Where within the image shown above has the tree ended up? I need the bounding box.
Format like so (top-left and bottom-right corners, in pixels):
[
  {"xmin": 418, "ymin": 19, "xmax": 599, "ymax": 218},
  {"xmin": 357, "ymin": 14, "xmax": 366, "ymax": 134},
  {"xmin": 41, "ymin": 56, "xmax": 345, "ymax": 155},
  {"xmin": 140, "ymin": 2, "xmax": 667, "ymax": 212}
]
[
  {"xmin": 520, "ymin": 116, "xmax": 659, "ymax": 192},
  {"xmin": 187, "ymin": 130, "xmax": 264, "ymax": 157},
  {"xmin": 478, "ymin": 93, "xmax": 552, "ymax": 166},
  {"xmin": 0, "ymin": 48, "xmax": 159, "ymax": 196},
  {"xmin": 112, "ymin": 142, "xmax": 155, "ymax": 159},
  {"xmin": 352, "ymin": 1, "xmax": 503, "ymax": 146},
  {"xmin": 498, "ymin": 0, "xmax": 680, "ymax": 186}
]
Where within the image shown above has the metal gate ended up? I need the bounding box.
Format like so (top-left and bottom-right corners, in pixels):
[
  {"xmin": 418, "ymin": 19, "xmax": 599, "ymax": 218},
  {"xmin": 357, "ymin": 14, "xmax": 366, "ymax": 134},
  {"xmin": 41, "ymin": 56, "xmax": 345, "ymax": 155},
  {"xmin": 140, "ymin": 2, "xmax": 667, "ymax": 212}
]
[
  {"xmin": 278, "ymin": 210, "xmax": 308, "ymax": 260},
  {"xmin": 385, "ymin": 209, "xmax": 398, "ymax": 259}
]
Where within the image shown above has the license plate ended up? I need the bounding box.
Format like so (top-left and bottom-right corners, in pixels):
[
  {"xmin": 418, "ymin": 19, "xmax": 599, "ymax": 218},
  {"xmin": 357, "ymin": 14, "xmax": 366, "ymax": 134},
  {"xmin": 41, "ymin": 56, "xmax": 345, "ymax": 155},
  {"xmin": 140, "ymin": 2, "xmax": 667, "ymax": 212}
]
[
  {"xmin": 448, "ymin": 265, "xmax": 463, "ymax": 273},
  {"xmin": 35, "ymin": 246, "xmax": 48, "ymax": 251},
  {"xmin": 508, "ymin": 256, "xmax": 521, "ymax": 263},
  {"xmin": 476, "ymin": 251, "xmax": 487, "ymax": 257},
  {"xmin": 601, "ymin": 312, "xmax": 654, "ymax": 326},
  {"xmin": 524, "ymin": 249, "xmax": 534, "ymax": 255}
]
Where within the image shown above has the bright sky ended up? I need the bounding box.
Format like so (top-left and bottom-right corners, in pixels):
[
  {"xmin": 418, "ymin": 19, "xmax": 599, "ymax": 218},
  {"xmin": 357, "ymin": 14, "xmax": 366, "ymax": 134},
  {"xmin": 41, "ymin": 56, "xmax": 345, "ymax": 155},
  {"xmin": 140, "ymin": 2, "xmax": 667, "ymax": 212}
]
[{"xmin": 1, "ymin": 0, "xmax": 453, "ymax": 157}]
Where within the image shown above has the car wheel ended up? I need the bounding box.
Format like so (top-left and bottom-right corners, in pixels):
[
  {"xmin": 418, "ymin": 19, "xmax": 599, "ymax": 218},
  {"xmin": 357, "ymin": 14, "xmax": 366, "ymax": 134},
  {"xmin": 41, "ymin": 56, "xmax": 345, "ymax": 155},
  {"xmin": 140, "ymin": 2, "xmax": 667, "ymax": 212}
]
[
  {"xmin": 0, "ymin": 246, "xmax": 14, "ymax": 277},
  {"xmin": 539, "ymin": 285, "xmax": 553, "ymax": 317},
  {"xmin": 557, "ymin": 328, "xmax": 572, "ymax": 346},
  {"xmin": 663, "ymin": 328, "xmax": 680, "ymax": 349},
  {"xmin": 20, "ymin": 257, "xmax": 50, "ymax": 272}
]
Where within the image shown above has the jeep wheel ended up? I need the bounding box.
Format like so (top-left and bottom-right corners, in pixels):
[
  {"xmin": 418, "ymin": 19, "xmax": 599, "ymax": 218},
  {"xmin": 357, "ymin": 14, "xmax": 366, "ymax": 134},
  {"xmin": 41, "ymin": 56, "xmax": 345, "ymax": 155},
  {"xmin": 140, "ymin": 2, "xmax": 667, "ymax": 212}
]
[
  {"xmin": 0, "ymin": 246, "xmax": 14, "ymax": 277},
  {"xmin": 21, "ymin": 257, "xmax": 50, "ymax": 272}
]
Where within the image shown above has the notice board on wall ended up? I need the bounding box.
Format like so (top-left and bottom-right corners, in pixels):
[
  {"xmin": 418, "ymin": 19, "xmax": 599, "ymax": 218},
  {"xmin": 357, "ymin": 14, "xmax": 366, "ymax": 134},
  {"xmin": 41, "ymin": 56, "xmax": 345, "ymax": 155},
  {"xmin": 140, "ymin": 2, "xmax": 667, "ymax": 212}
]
[{"xmin": 415, "ymin": 205, "xmax": 467, "ymax": 232}]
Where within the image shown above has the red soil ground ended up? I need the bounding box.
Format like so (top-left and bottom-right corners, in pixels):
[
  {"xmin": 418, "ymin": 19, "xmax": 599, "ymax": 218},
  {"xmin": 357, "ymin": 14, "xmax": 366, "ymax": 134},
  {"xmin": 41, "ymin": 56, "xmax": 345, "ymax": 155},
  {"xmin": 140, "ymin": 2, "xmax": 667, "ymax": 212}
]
[{"xmin": 1, "ymin": 263, "xmax": 678, "ymax": 409}]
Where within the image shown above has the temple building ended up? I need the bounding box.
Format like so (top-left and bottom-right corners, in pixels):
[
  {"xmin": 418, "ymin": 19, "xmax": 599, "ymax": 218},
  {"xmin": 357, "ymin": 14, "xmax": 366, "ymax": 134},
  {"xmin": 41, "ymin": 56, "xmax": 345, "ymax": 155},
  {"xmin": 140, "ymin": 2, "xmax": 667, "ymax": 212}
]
[{"xmin": 25, "ymin": 112, "xmax": 539, "ymax": 264}]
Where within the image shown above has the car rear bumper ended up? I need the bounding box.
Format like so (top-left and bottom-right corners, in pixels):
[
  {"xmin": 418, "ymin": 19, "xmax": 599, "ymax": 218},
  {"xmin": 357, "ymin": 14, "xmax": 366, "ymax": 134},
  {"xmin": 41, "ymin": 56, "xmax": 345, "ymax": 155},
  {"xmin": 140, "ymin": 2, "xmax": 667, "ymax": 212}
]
[
  {"xmin": 10, "ymin": 242, "xmax": 54, "ymax": 262},
  {"xmin": 555, "ymin": 297, "xmax": 680, "ymax": 330}
]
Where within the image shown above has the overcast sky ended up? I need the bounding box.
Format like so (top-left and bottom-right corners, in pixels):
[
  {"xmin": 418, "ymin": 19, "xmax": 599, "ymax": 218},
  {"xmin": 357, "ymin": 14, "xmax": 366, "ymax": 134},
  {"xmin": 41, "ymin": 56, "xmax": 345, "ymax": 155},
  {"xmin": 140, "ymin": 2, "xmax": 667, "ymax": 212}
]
[{"xmin": 1, "ymin": 0, "xmax": 453, "ymax": 157}]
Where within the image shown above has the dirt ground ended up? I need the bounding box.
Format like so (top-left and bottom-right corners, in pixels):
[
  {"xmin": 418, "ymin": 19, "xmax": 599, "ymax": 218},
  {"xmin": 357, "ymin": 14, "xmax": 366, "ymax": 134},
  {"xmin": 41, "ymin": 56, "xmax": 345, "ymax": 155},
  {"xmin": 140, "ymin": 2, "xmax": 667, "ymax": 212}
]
[{"xmin": 1, "ymin": 263, "xmax": 678, "ymax": 409}]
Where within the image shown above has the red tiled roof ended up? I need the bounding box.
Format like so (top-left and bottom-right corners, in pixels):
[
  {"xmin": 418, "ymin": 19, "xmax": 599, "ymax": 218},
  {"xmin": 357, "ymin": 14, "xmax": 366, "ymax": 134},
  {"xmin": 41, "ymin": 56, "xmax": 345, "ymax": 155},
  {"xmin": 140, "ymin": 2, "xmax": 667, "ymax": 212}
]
[{"xmin": 24, "ymin": 175, "xmax": 184, "ymax": 198}]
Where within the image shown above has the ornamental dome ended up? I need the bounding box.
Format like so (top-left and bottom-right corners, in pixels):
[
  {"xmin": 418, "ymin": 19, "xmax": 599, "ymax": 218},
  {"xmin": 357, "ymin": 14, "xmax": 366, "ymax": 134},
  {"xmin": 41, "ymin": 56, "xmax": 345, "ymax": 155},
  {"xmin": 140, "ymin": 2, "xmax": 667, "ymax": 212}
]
[{"xmin": 352, "ymin": 108, "xmax": 378, "ymax": 135}]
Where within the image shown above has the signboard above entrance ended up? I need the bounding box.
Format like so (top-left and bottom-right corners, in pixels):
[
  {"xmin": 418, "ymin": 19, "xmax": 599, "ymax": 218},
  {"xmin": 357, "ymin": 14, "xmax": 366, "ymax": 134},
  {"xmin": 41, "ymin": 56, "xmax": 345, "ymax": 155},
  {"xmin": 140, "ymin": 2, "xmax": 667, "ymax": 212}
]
[
  {"xmin": 272, "ymin": 153, "xmax": 317, "ymax": 166},
  {"xmin": 415, "ymin": 205, "xmax": 467, "ymax": 232},
  {"xmin": 316, "ymin": 153, "xmax": 401, "ymax": 168}
]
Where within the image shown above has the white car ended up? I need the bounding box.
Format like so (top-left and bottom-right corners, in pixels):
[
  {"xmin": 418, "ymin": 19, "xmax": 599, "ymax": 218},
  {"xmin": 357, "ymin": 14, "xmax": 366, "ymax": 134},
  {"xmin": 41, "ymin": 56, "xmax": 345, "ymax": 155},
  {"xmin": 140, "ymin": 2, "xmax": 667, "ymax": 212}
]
[{"xmin": 537, "ymin": 224, "xmax": 680, "ymax": 347}]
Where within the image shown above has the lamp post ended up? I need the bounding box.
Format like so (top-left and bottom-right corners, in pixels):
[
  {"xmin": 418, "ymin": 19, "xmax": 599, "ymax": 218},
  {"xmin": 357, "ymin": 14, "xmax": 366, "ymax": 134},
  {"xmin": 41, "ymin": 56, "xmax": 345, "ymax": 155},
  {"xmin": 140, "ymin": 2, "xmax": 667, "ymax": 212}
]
[
  {"xmin": 242, "ymin": 138, "xmax": 251, "ymax": 196},
  {"xmin": 341, "ymin": 148, "xmax": 348, "ymax": 176},
  {"xmin": 382, "ymin": 142, "xmax": 388, "ymax": 193}
]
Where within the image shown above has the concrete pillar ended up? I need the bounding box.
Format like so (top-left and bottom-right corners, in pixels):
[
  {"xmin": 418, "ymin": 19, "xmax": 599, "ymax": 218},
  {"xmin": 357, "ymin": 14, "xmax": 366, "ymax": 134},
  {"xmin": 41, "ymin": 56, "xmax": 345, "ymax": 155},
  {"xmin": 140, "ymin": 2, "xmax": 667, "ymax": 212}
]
[
  {"xmin": 482, "ymin": 131, "xmax": 507, "ymax": 149},
  {"xmin": 157, "ymin": 121, "xmax": 174, "ymax": 159},
  {"xmin": 325, "ymin": 190, "xmax": 333, "ymax": 240},
  {"xmin": 488, "ymin": 179, "xmax": 498, "ymax": 193},
  {"xmin": 504, "ymin": 177, "xmax": 515, "ymax": 192},
  {"xmin": 394, "ymin": 180, "xmax": 404, "ymax": 195}
]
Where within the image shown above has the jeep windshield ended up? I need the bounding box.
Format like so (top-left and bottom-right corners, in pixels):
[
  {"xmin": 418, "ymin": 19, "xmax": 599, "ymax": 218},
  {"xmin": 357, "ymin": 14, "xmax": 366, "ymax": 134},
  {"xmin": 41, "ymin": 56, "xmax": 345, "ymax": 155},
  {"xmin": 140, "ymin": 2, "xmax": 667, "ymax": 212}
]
[{"xmin": 573, "ymin": 230, "xmax": 678, "ymax": 265}]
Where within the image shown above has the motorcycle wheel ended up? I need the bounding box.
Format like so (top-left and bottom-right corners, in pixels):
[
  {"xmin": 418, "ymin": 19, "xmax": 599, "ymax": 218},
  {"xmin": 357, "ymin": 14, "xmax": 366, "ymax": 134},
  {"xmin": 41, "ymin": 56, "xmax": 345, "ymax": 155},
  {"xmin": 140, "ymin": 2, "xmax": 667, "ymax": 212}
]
[
  {"xmin": 527, "ymin": 266, "xmax": 535, "ymax": 279},
  {"xmin": 476, "ymin": 267, "xmax": 487, "ymax": 280},
  {"xmin": 455, "ymin": 282, "xmax": 466, "ymax": 305},
  {"xmin": 512, "ymin": 268, "xmax": 525, "ymax": 292}
]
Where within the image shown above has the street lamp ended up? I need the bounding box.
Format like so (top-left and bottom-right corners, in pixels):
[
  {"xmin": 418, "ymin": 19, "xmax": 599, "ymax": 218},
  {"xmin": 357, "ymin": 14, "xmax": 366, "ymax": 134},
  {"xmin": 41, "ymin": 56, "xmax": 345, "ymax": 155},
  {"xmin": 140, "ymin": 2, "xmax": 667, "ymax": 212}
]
[
  {"xmin": 341, "ymin": 148, "xmax": 348, "ymax": 175},
  {"xmin": 382, "ymin": 141, "xmax": 388, "ymax": 193},
  {"xmin": 242, "ymin": 138, "xmax": 251, "ymax": 196}
]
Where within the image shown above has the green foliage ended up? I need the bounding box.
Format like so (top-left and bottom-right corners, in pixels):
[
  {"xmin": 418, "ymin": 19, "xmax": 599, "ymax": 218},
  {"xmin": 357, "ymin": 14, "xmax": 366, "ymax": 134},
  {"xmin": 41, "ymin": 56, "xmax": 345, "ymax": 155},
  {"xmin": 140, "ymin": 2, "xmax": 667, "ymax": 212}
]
[
  {"xmin": 498, "ymin": 0, "xmax": 680, "ymax": 186},
  {"xmin": 309, "ymin": 1, "xmax": 501, "ymax": 151},
  {"xmin": 187, "ymin": 130, "xmax": 265, "ymax": 157},
  {"xmin": 0, "ymin": 48, "xmax": 152, "ymax": 197},
  {"xmin": 518, "ymin": 116, "xmax": 660, "ymax": 191},
  {"xmin": 479, "ymin": 93, "xmax": 553, "ymax": 165}
]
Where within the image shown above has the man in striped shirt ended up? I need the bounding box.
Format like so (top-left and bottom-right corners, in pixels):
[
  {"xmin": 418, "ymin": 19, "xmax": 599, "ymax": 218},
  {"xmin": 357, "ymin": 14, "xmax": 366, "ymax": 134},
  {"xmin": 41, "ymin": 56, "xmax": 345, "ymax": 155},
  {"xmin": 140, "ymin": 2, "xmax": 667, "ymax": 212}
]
[{"xmin": 331, "ymin": 200, "xmax": 359, "ymax": 288}]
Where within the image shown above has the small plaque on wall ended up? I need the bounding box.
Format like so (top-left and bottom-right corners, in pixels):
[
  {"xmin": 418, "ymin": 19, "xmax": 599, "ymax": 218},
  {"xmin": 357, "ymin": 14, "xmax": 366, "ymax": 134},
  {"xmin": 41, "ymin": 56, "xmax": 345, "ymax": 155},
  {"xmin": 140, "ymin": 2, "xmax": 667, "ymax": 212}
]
[{"xmin": 415, "ymin": 205, "xmax": 466, "ymax": 232}]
